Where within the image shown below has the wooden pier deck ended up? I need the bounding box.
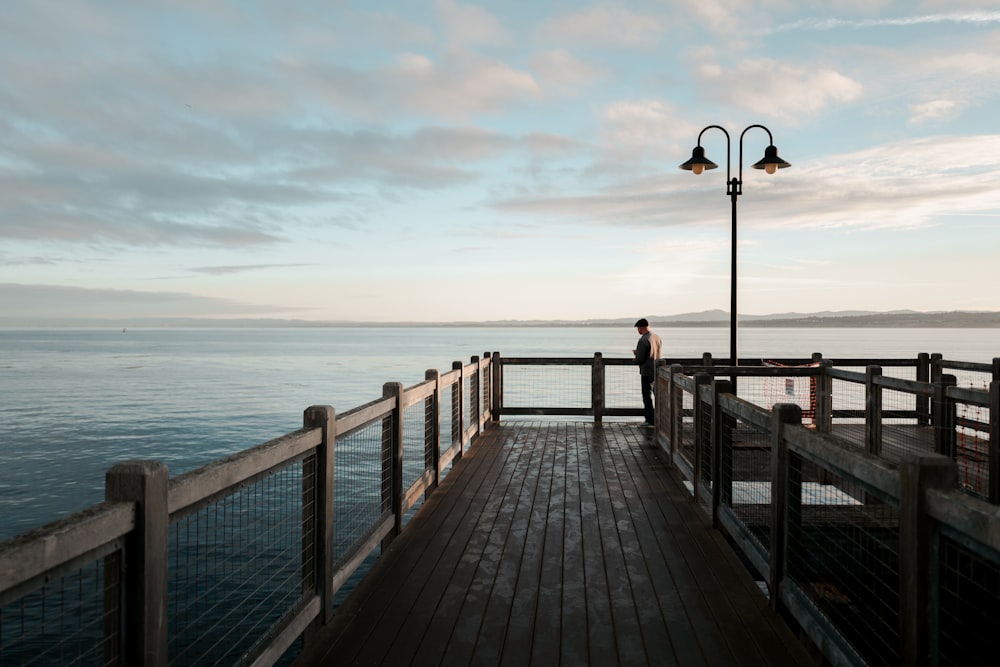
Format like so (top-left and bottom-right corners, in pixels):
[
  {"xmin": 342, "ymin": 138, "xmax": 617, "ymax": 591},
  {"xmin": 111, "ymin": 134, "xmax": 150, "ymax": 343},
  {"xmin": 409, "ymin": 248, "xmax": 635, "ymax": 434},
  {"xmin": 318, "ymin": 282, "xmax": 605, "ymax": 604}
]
[{"xmin": 294, "ymin": 420, "xmax": 817, "ymax": 666}]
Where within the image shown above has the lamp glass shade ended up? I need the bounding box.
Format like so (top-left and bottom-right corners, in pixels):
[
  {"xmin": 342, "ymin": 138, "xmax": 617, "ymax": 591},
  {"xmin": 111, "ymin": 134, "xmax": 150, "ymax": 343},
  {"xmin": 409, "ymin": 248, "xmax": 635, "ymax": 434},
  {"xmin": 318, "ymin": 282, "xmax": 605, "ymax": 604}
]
[
  {"xmin": 679, "ymin": 146, "xmax": 718, "ymax": 173},
  {"xmin": 751, "ymin": 144, "xmax": 790, "ymax": 173}
]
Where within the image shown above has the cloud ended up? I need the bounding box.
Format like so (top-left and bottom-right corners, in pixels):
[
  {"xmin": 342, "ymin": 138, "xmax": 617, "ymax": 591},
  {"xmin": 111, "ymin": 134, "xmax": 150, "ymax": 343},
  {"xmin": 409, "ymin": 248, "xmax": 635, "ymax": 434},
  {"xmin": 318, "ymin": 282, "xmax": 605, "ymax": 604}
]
[
  {"xmin": 190, "ymin": 264, "xmax": 311, "ymax": 276},
  {"xmin": 770, "ymin": 11, "xmax": 1000, "ymax": 33},
  {"xmin": 539, "ymin": 7, "xmax": 664, "ymax": 49},
  {"xmin": 698, "ymin": 59, "xmax": 863, "ymax": 122},
  {"xmin": 0, "ymin": 283, "xmax": 294, "ymax": 319},
  {"xmin": 390, "ymin": 51, "xmax": 539, "ymax": 117},
  {"xmin": 491, "ymin": 134, "xmax": 1000, "ymax": 237},
  {"xmin": 435, "ymin": 0, "xmax": 509, "ymax": 47},
  {"xmin": 531, "ymin": 50, "xmax": 605, "ymax": 91},
  {"xmin": 909, "ymin": 99, "xmax": 959, "ymax": 124},
  {"xmin": 603, "ymin": 101, "xmax": 699, "ymax": 147}
]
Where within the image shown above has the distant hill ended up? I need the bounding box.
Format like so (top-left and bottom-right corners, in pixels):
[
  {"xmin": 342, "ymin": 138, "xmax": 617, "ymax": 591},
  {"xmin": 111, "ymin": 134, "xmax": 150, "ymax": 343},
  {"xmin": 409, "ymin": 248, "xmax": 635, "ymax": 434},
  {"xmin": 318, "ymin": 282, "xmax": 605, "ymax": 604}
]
[{"xmin": 4, "ymin": 310, "xmax": 1000, "ymax": 328}]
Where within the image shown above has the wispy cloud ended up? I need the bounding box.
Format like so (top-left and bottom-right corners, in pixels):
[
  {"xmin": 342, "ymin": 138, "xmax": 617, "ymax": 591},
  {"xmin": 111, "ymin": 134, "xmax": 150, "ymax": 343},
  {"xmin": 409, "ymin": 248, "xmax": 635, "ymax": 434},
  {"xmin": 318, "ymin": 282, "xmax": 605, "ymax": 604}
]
[
  {"xmin": 771, "ymin": 11, "xmax": 1000, "ymax": 33},
  {"xmin": 190, "ymin": 264, "xmax": 311, "ymax": 276}
]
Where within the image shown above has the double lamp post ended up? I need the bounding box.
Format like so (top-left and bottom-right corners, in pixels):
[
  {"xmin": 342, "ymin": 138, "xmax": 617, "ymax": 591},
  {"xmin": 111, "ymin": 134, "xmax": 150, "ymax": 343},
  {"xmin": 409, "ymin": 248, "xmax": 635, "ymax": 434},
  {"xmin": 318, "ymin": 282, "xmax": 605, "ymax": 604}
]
[{"xmin": 679, "ymin": 124, "xmax": 791, "ymax": 375}]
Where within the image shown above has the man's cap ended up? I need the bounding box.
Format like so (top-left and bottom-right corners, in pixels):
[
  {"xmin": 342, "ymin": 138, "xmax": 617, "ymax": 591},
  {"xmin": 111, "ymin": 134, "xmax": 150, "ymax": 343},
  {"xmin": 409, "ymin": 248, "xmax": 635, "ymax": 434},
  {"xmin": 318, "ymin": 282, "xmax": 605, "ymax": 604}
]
[{"xmin": 634, "ymin": 318, "xmax": 648, "ymax": 328}]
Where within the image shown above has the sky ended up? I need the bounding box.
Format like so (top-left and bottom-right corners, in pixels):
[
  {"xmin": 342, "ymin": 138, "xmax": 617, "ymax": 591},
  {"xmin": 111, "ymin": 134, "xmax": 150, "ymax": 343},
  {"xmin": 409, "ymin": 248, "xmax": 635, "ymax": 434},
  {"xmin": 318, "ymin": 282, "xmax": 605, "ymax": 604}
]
[{"xmin": 2, "ymin": 0, "xmax": 1000, "ymax": 324}]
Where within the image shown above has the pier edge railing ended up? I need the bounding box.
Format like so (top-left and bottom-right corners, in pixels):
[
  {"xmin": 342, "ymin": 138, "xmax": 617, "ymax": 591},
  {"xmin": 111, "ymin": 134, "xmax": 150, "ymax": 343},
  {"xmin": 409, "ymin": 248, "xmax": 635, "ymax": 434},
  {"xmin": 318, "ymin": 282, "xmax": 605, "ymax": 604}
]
[
  {"xmin": 2, "ymin": 351, "xmax": 998, "ymax": 666},
  {"xmin": 658, "ymin": 360, "xmax": 999, "ymax": 667},
  {"xmin": 0, "ymin": 353, "xmax": 493, "ymax": 667}
]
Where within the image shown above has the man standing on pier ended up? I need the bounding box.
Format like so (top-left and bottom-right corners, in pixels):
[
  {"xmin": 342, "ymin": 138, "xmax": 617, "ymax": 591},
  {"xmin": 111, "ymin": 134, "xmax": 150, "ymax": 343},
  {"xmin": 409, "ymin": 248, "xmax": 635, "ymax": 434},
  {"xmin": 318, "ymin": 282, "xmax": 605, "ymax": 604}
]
[{"xmin": 633, "ymin": 318, "xmax": 662, "ymax": 426}]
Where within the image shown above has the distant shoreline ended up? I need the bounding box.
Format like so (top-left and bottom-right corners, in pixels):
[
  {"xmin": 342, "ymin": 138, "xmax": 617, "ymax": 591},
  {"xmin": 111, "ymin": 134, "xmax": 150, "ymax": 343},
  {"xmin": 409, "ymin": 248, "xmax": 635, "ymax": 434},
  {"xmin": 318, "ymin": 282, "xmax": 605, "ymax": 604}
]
[{"xmin": 3, "ymin": 310, "xmax": 1000, "ymax": 329}]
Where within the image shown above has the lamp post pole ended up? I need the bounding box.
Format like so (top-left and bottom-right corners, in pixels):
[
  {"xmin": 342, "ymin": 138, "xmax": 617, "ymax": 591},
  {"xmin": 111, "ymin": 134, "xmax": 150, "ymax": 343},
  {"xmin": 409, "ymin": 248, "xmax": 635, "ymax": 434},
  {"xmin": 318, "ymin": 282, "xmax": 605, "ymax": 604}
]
[{"xmin": 680, "ymin": 124, "xmax": 790, "ymax": 386}]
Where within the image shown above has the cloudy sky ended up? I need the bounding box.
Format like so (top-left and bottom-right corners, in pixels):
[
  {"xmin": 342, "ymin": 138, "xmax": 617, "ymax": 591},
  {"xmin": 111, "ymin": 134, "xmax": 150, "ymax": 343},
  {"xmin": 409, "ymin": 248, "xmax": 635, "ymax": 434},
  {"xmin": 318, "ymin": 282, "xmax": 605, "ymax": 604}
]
[{"xmin": 3, "ymin": 1, "xmax": 1000, "ymax": 323}]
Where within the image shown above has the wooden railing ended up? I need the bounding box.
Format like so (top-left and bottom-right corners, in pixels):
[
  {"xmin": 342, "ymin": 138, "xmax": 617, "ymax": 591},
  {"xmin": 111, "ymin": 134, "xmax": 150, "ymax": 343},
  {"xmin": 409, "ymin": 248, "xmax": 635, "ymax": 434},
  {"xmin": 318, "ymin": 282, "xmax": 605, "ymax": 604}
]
[
  {"xmin": 0, "ymin": 354, "xmax": 492, "ymax": 667},
  {"xmin": 2, "ymin": 351, "xmax": 997, "ymax": 666},
  {"xmin": 659, "ymin": 364, "xmax": 1000, "ymax": 666}
]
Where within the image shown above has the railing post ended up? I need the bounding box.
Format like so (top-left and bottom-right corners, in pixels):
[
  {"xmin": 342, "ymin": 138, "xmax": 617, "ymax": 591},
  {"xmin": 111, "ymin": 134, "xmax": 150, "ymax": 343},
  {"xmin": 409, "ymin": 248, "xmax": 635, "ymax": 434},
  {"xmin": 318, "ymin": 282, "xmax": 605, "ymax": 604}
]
[
  {"xmin": 382, "ymin": 382, "xmax": 404, "ymax": 544},
  {"xmin": 929, "ymin": 353, "xmax": 943, "ymax": 384},
  {"xmin": 916, "ymin": 352, "xmax": 931, "ymax": 426},
  {"xmin": 302, "ymin": 405, "xmax": 336, "ymax": 630},
  {"xmin": 899, "ymin": 455, "xmax": 958, "ymax": 666},
  {"xmin": 425, "ymin": 370, "xmax": 442, "ymax": 491},
  {"xmin": 592, "ymin": 352, "xmax": 605, "ymax": 425},
  {"xmin": 814, "ymin": 359, "xmax": 833, "ymax": 434},
  {"xmin": 692, "ymin": 372, "xmax": 712, "ymax": 504},
  {"xmin": 768, "ymin": 403, "xmax": 802, "ymax": 614},
  {"xmin": 712, "ymin": 380, "xmax": 734, "ymax": 528},
  {"xmin": 865, "ymin": 365, "xmax": 883, "ymax": 456},
  {"xmin": 932, "ymin": 374, "xmax": 957, "ymax": 458},
  {"xmin": 105, "ymin": 461, "xmax": 169, "ymax": 667},
  {"xmin": 491, "ymin": 352, "xmax": 502, "ymax": 423}
]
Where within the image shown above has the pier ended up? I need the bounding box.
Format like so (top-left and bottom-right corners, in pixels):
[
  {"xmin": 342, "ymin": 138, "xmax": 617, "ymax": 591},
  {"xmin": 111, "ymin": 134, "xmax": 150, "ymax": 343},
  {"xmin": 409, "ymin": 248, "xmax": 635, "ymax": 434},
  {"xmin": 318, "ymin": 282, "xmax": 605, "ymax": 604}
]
[
  {"xmin": 295, "ymin": 420, "xmax": 812, "ymax": 666},
  {"xmin": 1, "ymin": 352, "xmax": 999, "ymax": 666}
]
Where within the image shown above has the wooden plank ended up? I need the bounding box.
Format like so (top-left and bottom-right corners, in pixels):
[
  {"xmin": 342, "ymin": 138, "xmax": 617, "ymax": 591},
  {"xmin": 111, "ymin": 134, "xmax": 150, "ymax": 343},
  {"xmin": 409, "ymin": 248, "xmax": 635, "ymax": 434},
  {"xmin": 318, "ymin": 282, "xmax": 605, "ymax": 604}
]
[
  {"xmin": 293, "ymin": 421, "xmax": 816, "ymax": 667},
  {"xmin": 299, "ymin": 423, "xmax": 502, "ymax": 663},
  {"xmin": 499, "ymin": 421, "xmax": 557, "ymax": 666}
]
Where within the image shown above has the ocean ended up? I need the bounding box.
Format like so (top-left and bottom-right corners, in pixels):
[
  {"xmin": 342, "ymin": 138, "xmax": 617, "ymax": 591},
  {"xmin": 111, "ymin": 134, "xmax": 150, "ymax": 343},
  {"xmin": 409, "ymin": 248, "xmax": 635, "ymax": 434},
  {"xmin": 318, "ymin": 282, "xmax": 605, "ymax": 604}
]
[{"xmin": 1, "ymin": 326, "xmax": 997, "ymax": 540}]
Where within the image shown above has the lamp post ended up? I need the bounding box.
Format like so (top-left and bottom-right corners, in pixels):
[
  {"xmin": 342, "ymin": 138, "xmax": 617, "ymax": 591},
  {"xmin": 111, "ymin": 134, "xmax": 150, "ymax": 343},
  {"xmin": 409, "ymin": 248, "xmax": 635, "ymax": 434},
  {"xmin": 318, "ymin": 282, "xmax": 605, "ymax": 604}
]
[{"xmin": 679, "ymin": 124, "xmax": 790, "ymax": 382}]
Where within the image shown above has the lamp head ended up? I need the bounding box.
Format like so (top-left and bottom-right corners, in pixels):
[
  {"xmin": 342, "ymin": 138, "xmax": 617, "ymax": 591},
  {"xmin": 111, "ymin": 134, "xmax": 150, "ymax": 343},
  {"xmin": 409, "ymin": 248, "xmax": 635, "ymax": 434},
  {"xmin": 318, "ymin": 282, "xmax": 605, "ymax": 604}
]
[
  {"xmin": 679, "ymin": 146, "xmax": 718, "ymax": 174},
  {"xmin": 752, "ymin": 144, "xmax": 791, "ymax": 174}
]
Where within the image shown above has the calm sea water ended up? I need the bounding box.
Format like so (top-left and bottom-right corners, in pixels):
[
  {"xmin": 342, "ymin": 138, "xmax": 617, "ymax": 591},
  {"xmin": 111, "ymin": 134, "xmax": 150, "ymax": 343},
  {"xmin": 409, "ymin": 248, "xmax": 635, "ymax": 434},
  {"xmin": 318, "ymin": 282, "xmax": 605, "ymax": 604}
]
[{"xmin": 1, "ymin": 326, "xmax": 997, "ymax": 540}]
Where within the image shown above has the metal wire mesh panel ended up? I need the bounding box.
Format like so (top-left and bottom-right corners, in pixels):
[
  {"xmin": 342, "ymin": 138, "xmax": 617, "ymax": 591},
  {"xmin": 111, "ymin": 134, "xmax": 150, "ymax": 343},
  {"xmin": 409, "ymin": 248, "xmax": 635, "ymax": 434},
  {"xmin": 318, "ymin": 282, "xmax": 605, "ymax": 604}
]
[
  {"xmin": 937, "ymin": 529, "xmax": 1000, "ymax": 667},
  {"xmin": 439, "ymin": 381, "xmax": 455, "ymax": 462},
  {"xmin": 501, "ymin": 365, "xmax": 590, "ymax": 409},
  {"xmin": 333, "ymin": 420, "xmax": 390, "ymax": 565},
  {"xmin": 0, "ymin": 556, "xmax": 119, "ymax": 666},
  {"xmin": 450, "ymin": 379, "xmax": 462, "ymax": 453},
  {"xmin": 696, "ymin": 394, "xmax": 713, "ymax": 513},
  {"xmin": 941, "ymin": 366, "xmax": 994, "ymax": 389},
  {"xmin": 879, "ymin": 387, "xmax": 932, "ymax": 463},
  {"xmin": 761, "ymin": 375, "xmax": 816, "ymax": 424},
  {"xmin": 830, "ymin": 377, "xmax": 867, "ymax": 448},
  {"xmin": 786, "ymin": 453, "xmax": 900, "ymax": 666},
  {"xmin": 402, "ymin": 401, "xmax": 428, "ymax": 497},
  {"xmin": 677, "ymin": 391, "xmax": 696, "ymax": 477},
  {"xmin": 465, "ymin": 372, "xmax": 478, "ymax": 428},
  {"xmin": 168, "ymin": 457, "xmax": 314, "ymax": 666},
  {"xmin": 955, "ymin": 400, "xmax": 990, "ymax": 499},
  {"xmin": 606, "ymin": 364, "xmax": 640, "ymax": 410},
  {"xmin": 720, "ymin": 416, "xmax": 772, "ymax": 557},
  {"xmin": 480, "ymin": 364, "xmax": 491, "ymax": 418}
]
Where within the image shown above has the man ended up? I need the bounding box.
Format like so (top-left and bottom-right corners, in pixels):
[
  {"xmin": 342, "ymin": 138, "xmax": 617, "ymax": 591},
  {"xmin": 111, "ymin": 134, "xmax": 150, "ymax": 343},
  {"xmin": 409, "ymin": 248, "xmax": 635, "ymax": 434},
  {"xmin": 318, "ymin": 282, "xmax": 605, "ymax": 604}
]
[{"xmin": 633, "ymin": 318, "xmax": 662, "ymax": 426}]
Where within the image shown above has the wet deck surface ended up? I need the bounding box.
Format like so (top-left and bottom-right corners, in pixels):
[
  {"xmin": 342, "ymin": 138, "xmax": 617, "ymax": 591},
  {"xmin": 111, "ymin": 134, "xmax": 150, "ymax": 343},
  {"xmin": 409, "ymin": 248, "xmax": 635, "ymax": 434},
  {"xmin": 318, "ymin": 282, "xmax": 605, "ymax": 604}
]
[{"xmin": 294, "ymin": 420, "xmax": 817, "ymax": 666}]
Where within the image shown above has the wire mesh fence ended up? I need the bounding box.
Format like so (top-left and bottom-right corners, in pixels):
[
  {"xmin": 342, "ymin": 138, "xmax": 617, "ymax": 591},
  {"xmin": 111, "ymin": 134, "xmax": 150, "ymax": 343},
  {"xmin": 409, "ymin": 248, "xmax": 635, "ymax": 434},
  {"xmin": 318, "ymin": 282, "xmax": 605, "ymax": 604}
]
[
  {"xmin": 955, "ymin": 401, "xmax": 991, "ymax": 499},
  {"xmin": 937, "ymin": 528, "xmax": 1000, "ymax": 667},
  {"xmin": 786, "ymin": 452, "xmax": 900, "ymax": 667},
  {"xmin": 501, "ymin": 364, "xmax": 591, "ymax": 409},
  {"xmin": 719, "ymin": 414, "xmax": 773, "ymax": 558},
  {"xmin": 333, "ymin": 420, "xmax": 390, "ymax": 567},
  {"xmin": 0, "ymin": 556, "xmax": 118, "ymax": 666},
  {"xmin": 879, "ymin": 386, "xmax": 932, "ymax": 463},
  {"xmin": 696, "ymin": 392, "xmax": 714, "ymax": 514},
  {"xmin": 606, "ymin": 364, "xmax": 640, "ymax": 410},
  {"xmin": 168, "ymin": 457, "xmax": 314, "ymax": 666}
]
